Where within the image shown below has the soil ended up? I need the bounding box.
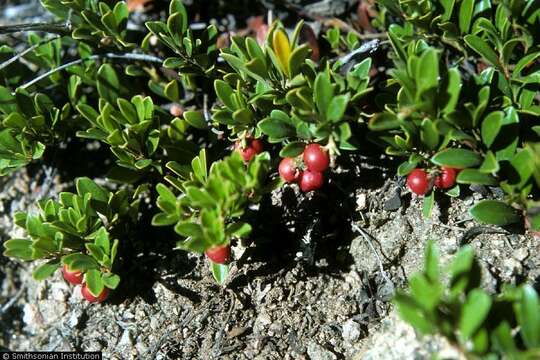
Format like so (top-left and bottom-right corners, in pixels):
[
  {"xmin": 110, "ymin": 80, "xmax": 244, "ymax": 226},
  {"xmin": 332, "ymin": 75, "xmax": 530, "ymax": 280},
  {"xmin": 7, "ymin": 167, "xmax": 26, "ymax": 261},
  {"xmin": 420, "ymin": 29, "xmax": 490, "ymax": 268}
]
[
  {"xmin": 1, "ymin": 1, "xmax": 539, "ymax": 360},
  {"xmin": 1, "ymin": 151, "xmax": 538, "ymax": 359}
]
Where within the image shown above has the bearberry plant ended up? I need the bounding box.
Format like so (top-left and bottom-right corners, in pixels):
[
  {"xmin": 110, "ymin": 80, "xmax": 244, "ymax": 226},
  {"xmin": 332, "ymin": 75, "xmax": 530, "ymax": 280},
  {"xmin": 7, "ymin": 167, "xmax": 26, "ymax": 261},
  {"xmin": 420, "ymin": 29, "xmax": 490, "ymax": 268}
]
[
  {"xmin": 0, "ymin": 0, "xmax": 538, "ymax": 304},
  {"xmin": 395, "ymin": 241, "xmax": 540, "ymax": 358}
]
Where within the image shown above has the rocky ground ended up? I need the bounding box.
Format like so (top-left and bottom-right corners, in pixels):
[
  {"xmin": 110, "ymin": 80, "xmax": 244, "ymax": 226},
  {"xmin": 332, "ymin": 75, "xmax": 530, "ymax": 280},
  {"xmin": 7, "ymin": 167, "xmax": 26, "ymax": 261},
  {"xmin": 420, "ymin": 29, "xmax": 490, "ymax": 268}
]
[{"xmin": 1, "ymin": 152, "xmax": 538, "ymax": 359}]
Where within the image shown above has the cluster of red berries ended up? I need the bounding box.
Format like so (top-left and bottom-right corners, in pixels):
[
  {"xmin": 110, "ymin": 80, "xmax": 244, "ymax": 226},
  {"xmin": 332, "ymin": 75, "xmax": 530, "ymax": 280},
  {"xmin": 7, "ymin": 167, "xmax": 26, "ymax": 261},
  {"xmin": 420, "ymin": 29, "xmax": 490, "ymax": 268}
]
[
  {"xmin": 407, "ymin": 167, "xmax": 458, "ymax": 195},
  {"xmin": 62, "ymin": 265, "xmax": 109, "ymax": 303},
  {"xmin": 234, "ymin": 138, "xmax": 263, "ymax": 162},
  {"xmin": 279, "ymin": 143, "xmax": 330, "ymax": 192}
]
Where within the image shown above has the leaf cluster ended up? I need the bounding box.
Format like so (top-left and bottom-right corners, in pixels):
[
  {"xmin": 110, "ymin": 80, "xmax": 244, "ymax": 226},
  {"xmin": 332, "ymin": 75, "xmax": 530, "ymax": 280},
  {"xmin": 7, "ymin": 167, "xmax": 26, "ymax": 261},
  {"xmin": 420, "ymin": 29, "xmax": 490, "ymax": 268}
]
[{"xmin": 395, "ymin": 241, "xmax": 540, "ymax": 358}]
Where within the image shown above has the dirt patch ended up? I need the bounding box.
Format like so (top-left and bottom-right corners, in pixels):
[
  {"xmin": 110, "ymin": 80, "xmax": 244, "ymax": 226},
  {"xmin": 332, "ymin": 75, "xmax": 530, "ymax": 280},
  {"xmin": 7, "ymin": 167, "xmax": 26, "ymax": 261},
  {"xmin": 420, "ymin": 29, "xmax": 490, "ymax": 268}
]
[{"xmin": 1, "ymin": 153, "xmax": 537, "ymax": 359}]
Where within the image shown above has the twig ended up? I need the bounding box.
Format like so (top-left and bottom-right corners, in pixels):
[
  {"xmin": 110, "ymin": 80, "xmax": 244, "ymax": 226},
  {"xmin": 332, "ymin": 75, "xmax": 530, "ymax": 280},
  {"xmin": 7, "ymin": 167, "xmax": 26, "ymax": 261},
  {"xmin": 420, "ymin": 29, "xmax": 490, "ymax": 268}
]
[
  {"xmin": 459, "ymin": 226, "xmax": 509, "ymax": 246},
  {"xmin": 437, "ymin": 223, "xmax": 467, "ymax": 232},
  {"xmin": 355, "ymin": 32, "xmax": 389, "ymax": 40},
  {"xmin": 17, "ymin": 52, "xmax": 163, "ymax": 91},
  {"xmin": 0, "ymin": 285, "xmax": 25, "ymax": 317},
  {"xmin": 0, "ymin": 21, "xmax": 71, "ymax": 35},
  {"xmin": 0, "ymin": 36, "xmax": 61, "ymax": 72},
  {"xmin": 351, "ymin": 224, "xmax": 394, "ymax": 288},
  {"xmin": 212, "ymin": 289, "xmax": 235, "ymax": 359}
]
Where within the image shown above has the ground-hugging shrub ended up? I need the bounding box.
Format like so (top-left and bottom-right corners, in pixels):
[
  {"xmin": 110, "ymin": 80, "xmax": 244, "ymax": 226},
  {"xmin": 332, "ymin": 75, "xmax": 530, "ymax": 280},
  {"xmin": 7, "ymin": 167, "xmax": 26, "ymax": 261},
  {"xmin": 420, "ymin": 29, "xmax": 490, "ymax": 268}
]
[
  {"xmin": 3, "ymin": 178, "xmax": 138, "ymax": 298},
  {"xmin": 395, "ymin": 241, "xmax": 540, "ymax": 358},
  {"xmin": 0, "ymin": 0, "xmax": 538, "ymax": 299},
  {"xmin": 367, "ymin": 0, "xmax": 540, "ymax": 227}
]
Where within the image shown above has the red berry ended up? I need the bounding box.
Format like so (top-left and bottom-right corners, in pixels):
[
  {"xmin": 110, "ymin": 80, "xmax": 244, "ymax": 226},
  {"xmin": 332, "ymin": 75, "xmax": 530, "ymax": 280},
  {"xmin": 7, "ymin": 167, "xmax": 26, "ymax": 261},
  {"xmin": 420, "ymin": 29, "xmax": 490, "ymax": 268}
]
[
  {"xmin": 235, "ymin": 139, "xmax": 263, "ymax": 162},
  {"xmin": 279, "ymin": 157, "xmax": 301, "ymax": 183},
  {"xmin": 303, "ymin": 144, "xmax": 330, "ymax": 172},
  {"xmin": 81, "ymin": 283, "xmax": 109, "ymax": 303},
  {"xmin": 434, "ymin": 167, "xmax": 457, "ymax": 189},
  {"xmin": 62, "ymin": 264, "xmax": 83, "ymax": 285},
  {"xmin": 205, "ymin": 245, "xmax": 230, "ymax": 264},
  {"xmin": 407, "ymin": 169, "xmax": 430, "ymax": 195},
  {"xmin": 300, "ymin": 170, "xmax": 324, "ymax": 192}
]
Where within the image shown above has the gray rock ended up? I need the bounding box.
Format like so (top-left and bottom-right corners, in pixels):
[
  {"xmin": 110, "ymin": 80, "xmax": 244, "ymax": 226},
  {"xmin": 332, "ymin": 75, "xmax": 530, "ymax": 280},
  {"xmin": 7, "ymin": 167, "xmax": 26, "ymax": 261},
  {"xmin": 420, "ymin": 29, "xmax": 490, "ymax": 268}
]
[
  {"xmin": 307, "ymin": 341, "xmax": 337, "ymax": 360},
  {"xmin": 118, "ymin": 329, "xmax": 133, "ymax": 348},
  {"xmin": 383, "ymin": 191, "xmax": 401, "ymax": 211},
  {"xmin": 342, "ymin": 320, "xmax": 362, "ymax": 342},
  {"xmin": 66, "ymin": 308, "xmax": 83, "ymax": 328},
  {"xmin": 513, "ymin": 248, "xmax": 529, "ymax": 262},
  {"xmin": 22, "ymin": 304, "xmax": 44, "ymax": 333}
]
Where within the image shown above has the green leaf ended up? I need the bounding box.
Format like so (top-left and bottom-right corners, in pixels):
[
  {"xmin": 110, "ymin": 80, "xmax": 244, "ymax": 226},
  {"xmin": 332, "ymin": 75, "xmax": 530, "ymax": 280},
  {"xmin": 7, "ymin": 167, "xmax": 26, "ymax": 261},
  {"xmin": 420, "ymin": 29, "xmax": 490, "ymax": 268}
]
[
  {"xmin": 167, "ymin": 11, "xmax": 185, "ymax": 42},
  {"xmin": 86, "ymin": 269, "xmax": 104, "ymax": 297},
  {"xmin": 183, "ymin": 110, "xmax": 207, "ymax": 129},
  {"xmin": 431, "ymin": 148, "xmax": 482, "ymax": 168},
  {"xmin": 456, "ymin": 169, "xmax": 498, "ymax": 185},
  {"xmin": 502, "ymin": 38, "xmax": 523, "ymax": 66},
  {"xmin": 258, "ymin": 118, "xmax": 295, "ymax": 139},
  {"xmin": 279, "ymin": 142, "xmax": 305, "ymax": 157},
  {"xmin": 326, "ymin": 94, "xmax": 350, "ymax": 123},
  {"xmin": 513, "ymin": 51, "xmax": 540, "ymax": 77},
  {"xmin": 369, "ymin": 113, "xmax": 400, "ymax": 131},
  {"xmin": 511, "ymin": 149, "xmax": 534, "ymax": 187},
  {"xmin": 478, "ymin": 151, "xmax": 499, "ymax": 173},
  {"xmin": 214, "ymin": 80, "xmax": 235, "ymax": 111},
  {"xmin": 3, "ymin": 112, "xmax": 26, "ymax": 129},
  {"xmin": 164, "ymin": 79, "xmax": 180, "ymax": 102},
  {"xmin": 449, "ymin": 245, "xmax": 474, "ymax": 298},
  {"xmin": 211, "ymin": 262, "xmax": 229, "ymax": 285},
  {"xmin": 151, "ymin": 212, "xmax": 178, "ymax": 226},
  {"xmin": 245, "ymin": 37, "xmax": 265, "ymax": 63},
  {"xmin": 288, "ymin": 44, "xmax": 311, "ymax": 77},
  {"xmin": 459, "ymin": 0, "xmax": 474, "ymax": 33},
  {"xmin": 3, "ymin": 239, "xmax": 33, "ymax": 260},
  {"xmin": 226, "ymin": 222, "xmax": 252, "ymax": 238},
  {"xmin": 492, "ymin": 321, "xmax": 517, "ymax": 353},
  {"xmin": 442, "ymin": 68, "xmax": 461, "ymax": 114},
  {"xmin": 440, "ymin": 0, "xmax": 456, "ymax": 20},
  {"xmin": 86, "ymin": 243, "xmax": 105, "ymax": 262},
  {"xmin": 135, "ymin": 158, "xmax": 152, "ymax": 169},
  {"xmin": 96, "ymin": 64, "xmax": 120, "ymax": 104},
  {"xmin": 62, "ymin": 253, "xmax": 99, "ymax": 272},
  {"xmin": 517, "ymin": 285, "xmax": 540, "ymax": 348},
  {"xmin": 32, "ymin": 260, "xmax": 60, "ymax": 280},
  {"xmin": 409, "ymin": 274, "xmax": 442, "ymax": 311},
  {"xmin": 186, "ymin": 187, "xmax": 215, "ymax": 207},
  {"xmin": 459, "ymin": 289, "xmax": 492, "ymax": 340},
  {"xmin": 394, "ymin": 292, "xmax": 435, "ymax": 334},
  {"xmin": 397, "ymin": 161, "xmax": 417, "ymax": 176},
  {"xmin": 420, "ymin": 118, "xmax": 439, "ymax": 150},
  {"xmin": 94, "ymin": 227, "xmax": 110, "ymax": 254},
  {"xmin": 314, "ymin": 72, "xmax": 333, "ymax": 118},
  {"xmin": 481, "ymin": 111, "xmax": 503, "ymax": 148},
  {"xmin": 191, "ymin": 149, "xmax": 207, "ymax": 183},
  {"xmin": 417, "ymin": 49, "xmax": 439, "ymax": 95},
  {"xmin": 423, "ymin": 191, "xmax": 434, "ymax": 218},
  {"xmin": 175, "ymin": 222, "xmax": 204, "ymax": 238},
  {"xmin": 169, "ymin": 0, "xmax": 188, "ymax": 34},
  {"xmin": 76, "ymin": 177, "xmax": 109, "ymax": 203},
  {"xmin": 446, "ymin": 185, "xmax": 460, "ymax": 197},
  {"xmin": 464, "ymin": 35, "xmax": 500, "ymax": 69},
  {"xmin": 156, "ymin": 183, "xmax": 177, "ymax": 207},
  {"xmin": 469, "ymin": 200, "xmax": 520, "ymax": 226},
  {"xmin": 102, "ymin": 273, "xmax": 121, "ymax": 289},
  {"xmin": 232, "ymin": 108, "xmax": 253, "ymax": 125}
]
